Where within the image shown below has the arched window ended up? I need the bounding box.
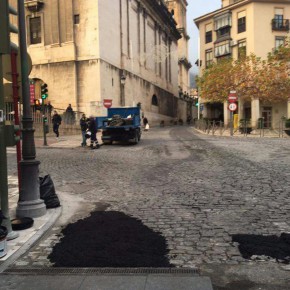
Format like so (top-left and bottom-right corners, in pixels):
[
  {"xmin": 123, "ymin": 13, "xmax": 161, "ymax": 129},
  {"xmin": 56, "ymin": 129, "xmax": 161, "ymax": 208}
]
[{"xmin": 152, "ymin": 94, "xmax": 158, "ymax": 106}]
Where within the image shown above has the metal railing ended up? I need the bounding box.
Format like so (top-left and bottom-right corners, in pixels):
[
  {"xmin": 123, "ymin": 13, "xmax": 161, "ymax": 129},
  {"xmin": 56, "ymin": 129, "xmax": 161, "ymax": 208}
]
[
  {"xmin": 272, "ymin": 19, "xmax": 290, "ymax": 31},
  {"xmin": 194, "ymin": 118, "xmax": 290, "ymax": 138}
]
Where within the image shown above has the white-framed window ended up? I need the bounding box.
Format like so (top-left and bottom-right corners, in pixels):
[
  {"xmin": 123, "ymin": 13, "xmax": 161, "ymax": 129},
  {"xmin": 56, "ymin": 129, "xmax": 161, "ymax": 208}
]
[
  {"xmin": 275, "ymin": 36, "xmax": 285, "ymax": 48},
  {"xmin": 205, "ymin": 49, "xmax": 213, "ymax": 68}
]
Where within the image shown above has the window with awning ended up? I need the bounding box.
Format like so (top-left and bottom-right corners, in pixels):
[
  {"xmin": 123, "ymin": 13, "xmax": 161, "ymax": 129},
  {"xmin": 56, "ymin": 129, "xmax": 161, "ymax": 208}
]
[{"xmin": 214, "ymin": 13, "xmax": 232, "ymax": 30}]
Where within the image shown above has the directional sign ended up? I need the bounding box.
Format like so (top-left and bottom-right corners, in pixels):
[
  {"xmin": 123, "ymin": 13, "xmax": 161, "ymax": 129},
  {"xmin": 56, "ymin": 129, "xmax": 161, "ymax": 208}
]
[
  {"xmin": 228, "ymin": 103, "xmax": 237, "ymax": 112},
  {"xmin": 228, "ymin": 90, "xmax": 237, "ymax": 103}
]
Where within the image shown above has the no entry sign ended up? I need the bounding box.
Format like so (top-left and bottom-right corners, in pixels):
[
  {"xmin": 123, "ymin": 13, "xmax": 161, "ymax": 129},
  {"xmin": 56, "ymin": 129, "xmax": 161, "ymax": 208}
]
[
  {"xmin": 228, "ymin": 90, "xmax": 237, "ymax": 103},
  {"xmin": 228, "ymin": 102, "xmax": 237, "ymax": 111},
  {"xmin": 103, "ymin": 99, "xmax": 112, "ymax": 109}
]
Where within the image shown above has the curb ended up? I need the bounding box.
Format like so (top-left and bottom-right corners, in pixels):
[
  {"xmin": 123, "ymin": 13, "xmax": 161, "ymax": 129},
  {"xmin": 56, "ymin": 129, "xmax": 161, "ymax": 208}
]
[{"xmin": 0, "ymin": 206, "xmax": 62, "ymax": 273}]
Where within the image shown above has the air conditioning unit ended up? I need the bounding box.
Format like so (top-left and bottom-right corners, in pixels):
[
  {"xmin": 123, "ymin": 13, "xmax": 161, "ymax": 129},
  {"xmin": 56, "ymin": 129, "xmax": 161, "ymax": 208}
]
[{"xmin": 230, "ymin": 40, "xmax": 238, "ymax": 47}]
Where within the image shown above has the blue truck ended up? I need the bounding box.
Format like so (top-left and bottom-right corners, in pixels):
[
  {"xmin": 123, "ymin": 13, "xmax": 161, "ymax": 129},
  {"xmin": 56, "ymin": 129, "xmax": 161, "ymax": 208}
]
[{"xmin": 96, "ymin": 107, "xmax": 141, "ymax": 144}]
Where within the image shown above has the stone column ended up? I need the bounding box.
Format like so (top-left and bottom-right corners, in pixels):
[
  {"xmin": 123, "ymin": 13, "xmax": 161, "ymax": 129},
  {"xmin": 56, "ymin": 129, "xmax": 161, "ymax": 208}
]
[
  {"xmin": 224, "ymin": 101, "xmax": 229, "ymax": 126},
  {"xmin": 251, "ymin": 98, "xmax": 260, "ymax": 128},
  {"xmin": 238, "ymin": 98, "xmax": 244, "ymax": 120},
  {"xmin": 287, "ymin": 99, "xmax": 290, "ymax": 119}
]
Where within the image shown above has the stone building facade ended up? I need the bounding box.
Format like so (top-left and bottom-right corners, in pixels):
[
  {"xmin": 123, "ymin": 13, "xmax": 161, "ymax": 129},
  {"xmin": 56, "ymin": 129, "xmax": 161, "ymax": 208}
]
[
  {"xmin": 14, "ymin": 0, "xmax": 190, "ymax": 124},
  {"xmin": 195, "ymin": 0, "xmax": 290, "ymax": 129},
  {"xmin": 165, "ymin": 0, "xmax": 191, "ymax": 93}
]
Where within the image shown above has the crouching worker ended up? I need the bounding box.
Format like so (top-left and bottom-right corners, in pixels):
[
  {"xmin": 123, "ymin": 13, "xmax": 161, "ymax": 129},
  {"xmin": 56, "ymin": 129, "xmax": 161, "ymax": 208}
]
[{"xmin": 88, "ymin": 116, "xmax": 100, "ymax": 149}]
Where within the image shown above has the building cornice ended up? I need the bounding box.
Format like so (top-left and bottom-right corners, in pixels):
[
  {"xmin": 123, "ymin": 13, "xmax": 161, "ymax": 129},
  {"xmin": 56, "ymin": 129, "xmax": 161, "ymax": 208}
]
[
  {"xmin": 194, "ymin": 0, "xmax": 290, "ymax": 27},
  {"xmin": 146, "ymin": 0, "xmax": 181, "ymax": 40}
]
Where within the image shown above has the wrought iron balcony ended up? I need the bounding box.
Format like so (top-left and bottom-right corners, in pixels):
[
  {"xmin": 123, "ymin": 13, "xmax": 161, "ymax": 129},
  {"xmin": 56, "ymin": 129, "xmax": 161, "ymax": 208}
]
[{"xmin": 272, "ymin": 19, "xmax": 289, "ymax": 31}]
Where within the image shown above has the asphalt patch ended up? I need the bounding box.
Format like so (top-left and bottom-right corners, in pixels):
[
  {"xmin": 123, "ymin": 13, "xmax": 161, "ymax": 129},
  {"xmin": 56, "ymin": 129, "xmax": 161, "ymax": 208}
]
[
  {"xmin": 48, "ymin": 211, "xmax": 172, "ymax": 267},
  {"xmin": 232, "ymin": 233, "xmax": 290, "ymax": 263}
]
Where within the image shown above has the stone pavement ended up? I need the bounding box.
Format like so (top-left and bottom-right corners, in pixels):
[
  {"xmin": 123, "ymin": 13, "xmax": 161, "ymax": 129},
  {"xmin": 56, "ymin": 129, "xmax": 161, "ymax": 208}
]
[
  {"xmin": 2, "ymin": 126, "xmax": 290, "ymax": 289},
  {"xmin": 2, "ymin": 131, "xmax": 214, "ymax": 289}
]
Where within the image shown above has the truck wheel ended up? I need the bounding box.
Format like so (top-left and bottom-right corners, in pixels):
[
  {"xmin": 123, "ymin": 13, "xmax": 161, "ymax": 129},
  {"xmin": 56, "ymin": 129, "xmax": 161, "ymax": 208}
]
[{"xmin": 134, "ymin": 132, "xmax": 139, "ymax": 144}]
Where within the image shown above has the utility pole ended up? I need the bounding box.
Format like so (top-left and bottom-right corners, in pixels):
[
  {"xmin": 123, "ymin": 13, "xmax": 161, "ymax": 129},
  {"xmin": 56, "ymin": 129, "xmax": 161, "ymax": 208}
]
[
  {"xmin": 16, "ymin": 0, "xmax": 46, "ymax": 218},
  {"xmin": 0, "ymin": 0, "xmax": 19, "ymax": 240}
]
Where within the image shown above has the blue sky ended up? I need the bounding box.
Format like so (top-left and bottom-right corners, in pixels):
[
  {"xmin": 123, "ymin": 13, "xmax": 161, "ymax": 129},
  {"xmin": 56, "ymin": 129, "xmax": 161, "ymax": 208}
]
[{"xmin": 187, "ymin": 0, "xmax": 221, "ymax": 73}]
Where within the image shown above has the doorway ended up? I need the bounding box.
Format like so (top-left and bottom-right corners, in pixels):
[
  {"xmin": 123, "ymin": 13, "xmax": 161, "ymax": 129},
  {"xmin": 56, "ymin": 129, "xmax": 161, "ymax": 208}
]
[{"xmin": 262, "ymin": 107, "xmax": 272, "ymax": 128}]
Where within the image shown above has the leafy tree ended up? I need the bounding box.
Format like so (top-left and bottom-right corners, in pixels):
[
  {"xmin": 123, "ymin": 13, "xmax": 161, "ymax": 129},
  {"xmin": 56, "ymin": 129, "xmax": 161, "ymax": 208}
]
[{"xmin": 197, "ymin": 45, "xmax": 290, "ymax": 104}]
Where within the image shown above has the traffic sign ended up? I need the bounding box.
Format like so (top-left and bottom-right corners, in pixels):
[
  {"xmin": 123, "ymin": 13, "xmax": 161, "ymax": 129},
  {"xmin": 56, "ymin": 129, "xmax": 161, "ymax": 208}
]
[
  {"xmin": 103, "ymin": 99, "xmax": 112, "ymax": 109},
  {"xmin": 228, "ymin": 90, "xmax": 237, "ymax": 103},
  {"xmin": 228, "ymin": 103, "xmax": 237, "ymax": 111}
]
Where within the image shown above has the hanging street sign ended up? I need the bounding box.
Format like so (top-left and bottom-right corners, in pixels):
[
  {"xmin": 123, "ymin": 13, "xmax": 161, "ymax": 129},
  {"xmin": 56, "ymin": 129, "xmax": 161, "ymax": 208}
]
[{"xmin": 228, "ymin": 102, "xmax": 237, "ymax": 112}]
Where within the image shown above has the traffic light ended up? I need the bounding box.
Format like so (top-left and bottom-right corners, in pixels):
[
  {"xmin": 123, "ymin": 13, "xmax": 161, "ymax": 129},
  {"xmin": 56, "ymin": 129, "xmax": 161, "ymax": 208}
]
[
  {"xmin": 194, "ymin": 98, "xmax": 199, "ymax": 107},
  {"xmin": 4, "ymin": 125, "xmax": 21, "ymax": 147},
  {"xmin": 0, "ymin": 1, "xmax": 18, "ymax": 54},
  {"xmin": 41, "ymin": 83, "xmax": 48, "ymax": 99}
]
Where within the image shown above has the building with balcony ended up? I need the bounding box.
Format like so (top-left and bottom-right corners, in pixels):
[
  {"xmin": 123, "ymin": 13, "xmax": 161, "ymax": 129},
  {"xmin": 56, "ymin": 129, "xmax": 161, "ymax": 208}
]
[
  {"xmin": 194, "ymin": 0, "xmax": 290, "ymax": 129},
  {"xmin": 7, "ymin": 0, "xmax": 189, "ymax": 123}
]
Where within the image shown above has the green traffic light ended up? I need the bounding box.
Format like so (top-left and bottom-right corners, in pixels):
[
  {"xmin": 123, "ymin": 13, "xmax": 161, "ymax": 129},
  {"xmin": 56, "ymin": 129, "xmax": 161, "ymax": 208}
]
[{"xmin": 41, "ymin": 83, "xmax": 48, "ymax": 99}]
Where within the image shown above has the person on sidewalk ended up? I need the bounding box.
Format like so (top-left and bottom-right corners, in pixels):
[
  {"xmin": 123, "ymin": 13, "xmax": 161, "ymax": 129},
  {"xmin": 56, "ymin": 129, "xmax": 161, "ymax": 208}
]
[
  {"xmin": 52, "ymin": 111, "xmax": 62, "ymax": 139},
  {"xmin": 88, "ymin": 116, "xmax": 100, "ymax": 149},
  {"xmin": 80, "ymin": 113, "xmax": 88, "ymax": 147},
  {"xmin": 65, "ymin": 104, "xmax": 75, "ymax": 124},
  {"xmin": 143, "ymin": 116, "xmax": 149, "ymax": 131}
]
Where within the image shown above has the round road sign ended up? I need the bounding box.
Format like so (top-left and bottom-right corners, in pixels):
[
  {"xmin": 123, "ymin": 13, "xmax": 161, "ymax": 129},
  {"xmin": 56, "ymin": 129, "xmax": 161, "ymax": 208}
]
[{"xmin": 228, "ymin": 103, "xmax": 237, "ymax": 111}]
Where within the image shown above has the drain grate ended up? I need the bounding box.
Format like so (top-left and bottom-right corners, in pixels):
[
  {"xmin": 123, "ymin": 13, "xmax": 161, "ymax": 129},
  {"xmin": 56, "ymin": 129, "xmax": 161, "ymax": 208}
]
[{"xmin": 4, "ymin": 267, "xmax": 199, "ymax": 275}]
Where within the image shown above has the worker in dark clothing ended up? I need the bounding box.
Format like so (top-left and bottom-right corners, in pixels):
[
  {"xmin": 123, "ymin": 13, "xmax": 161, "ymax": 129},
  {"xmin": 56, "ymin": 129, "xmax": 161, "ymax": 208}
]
[
  {"xmin": 52, "ymin": 111, "xmax": 62, "ymax": 139},
  {"xmin": 80, "ymin": 114, "xmax": 88, "ymax": 147},
  {"xmin": 88, "ymin": 116, "xmax": 100, "ymax": 149}
]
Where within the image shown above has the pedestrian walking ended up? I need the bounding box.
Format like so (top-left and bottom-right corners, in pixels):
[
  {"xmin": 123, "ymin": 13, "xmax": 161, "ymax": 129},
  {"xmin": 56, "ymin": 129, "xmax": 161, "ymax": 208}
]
[
  {"xmin": 88, "ymin": 116, "xmax": 100, "ymax": 149},
  {"xmin": 80, "ymin": 114, "xmax": 88, "ymax": 147},
  {"xmin": 143, "ymin": 116, "xmax": 149, "ymax": 131},
  {"xmin": 65, "ymin": 104, "xmax": 75, "ymax": 124},
  {"xmin": 52, "ymin": 110, "xmax": 62, "ymax": 139}
]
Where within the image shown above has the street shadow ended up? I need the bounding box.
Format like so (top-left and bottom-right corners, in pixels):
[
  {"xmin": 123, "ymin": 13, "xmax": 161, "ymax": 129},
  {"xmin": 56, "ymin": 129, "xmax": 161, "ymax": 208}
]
[
  {"xmin": 232, "ymin": 233, "xmax": 290, "ymax": 263},
  {"xmin": 48, "ymin": 211, "xmax": 172, "ymax": 268}
]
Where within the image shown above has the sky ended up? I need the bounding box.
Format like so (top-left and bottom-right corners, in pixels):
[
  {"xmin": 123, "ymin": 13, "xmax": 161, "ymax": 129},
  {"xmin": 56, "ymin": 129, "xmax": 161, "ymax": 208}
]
[{"xmin": 187, "ymin": 0, "xmax": 221, "ymax": 73}]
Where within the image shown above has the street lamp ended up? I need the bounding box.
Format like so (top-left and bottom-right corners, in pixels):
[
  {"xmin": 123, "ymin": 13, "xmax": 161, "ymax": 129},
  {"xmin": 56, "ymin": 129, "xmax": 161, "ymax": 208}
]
[
  {"xmin": 120, "ymin": 73, "xmax": 126, "ymax": 106},
  {"xmin": 121, "ymin": 73, "xmax": 126, "ymax": 85}
]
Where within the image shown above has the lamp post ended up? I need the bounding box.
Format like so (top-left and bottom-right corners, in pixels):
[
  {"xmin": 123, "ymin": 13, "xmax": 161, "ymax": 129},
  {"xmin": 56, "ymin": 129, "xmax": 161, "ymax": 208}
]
[
  {"xmin": 120, "ymin": 73, "xmax": 126, "ymax": 106},
  {"xmin": 16, "ymin": 0, "xmax": 46, "ymax": 218}
]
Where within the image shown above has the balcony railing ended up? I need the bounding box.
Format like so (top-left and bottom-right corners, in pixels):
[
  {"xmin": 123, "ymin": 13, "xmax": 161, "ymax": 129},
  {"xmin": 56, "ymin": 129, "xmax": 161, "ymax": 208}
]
[{"xmin": 272, "ymin": 19, "xmax": 289, "ymax": 31}]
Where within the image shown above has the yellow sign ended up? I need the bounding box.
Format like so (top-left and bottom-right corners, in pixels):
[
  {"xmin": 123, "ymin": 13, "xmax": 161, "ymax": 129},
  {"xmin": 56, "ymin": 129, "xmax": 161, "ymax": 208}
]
[{"xmin": 234, "ymin": 114, "xmax": 239, "ymax": 129}]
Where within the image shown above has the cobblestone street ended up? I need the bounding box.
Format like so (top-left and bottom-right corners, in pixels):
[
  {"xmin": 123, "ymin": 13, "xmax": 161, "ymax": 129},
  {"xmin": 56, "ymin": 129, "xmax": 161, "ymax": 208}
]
[{"xmin": 6, "ymin": 127, "xmax": 290, "ymax": 289}]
